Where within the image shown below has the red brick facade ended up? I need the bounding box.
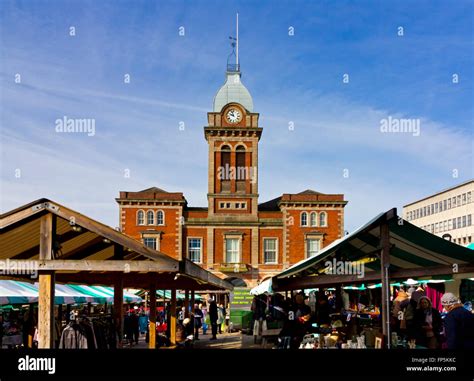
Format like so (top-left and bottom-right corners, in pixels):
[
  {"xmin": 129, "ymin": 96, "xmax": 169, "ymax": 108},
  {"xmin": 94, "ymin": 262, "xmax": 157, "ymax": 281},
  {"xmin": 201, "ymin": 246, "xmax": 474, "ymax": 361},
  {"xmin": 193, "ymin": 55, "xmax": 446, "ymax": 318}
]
[{"xmin": 116, "ymin": 77, "xmax": 347, "ymax": 288}]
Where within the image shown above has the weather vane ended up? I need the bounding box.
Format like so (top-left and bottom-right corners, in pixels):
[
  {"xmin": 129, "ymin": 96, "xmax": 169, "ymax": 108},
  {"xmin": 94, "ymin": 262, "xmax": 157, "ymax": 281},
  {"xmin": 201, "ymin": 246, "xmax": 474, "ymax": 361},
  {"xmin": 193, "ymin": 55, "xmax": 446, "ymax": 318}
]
[{"xmin": 227, "ymin": 13, "xmax": 239, "ymax": 71}]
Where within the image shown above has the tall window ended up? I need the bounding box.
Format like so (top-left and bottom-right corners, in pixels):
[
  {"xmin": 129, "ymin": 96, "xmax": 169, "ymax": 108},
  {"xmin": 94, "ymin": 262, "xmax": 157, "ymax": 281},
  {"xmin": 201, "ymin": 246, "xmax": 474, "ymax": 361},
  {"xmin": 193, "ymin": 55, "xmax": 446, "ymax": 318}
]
[
  {"xmin": 310, "ymin": 212, "xmax": 317, "ymax": 227},
  {"xmin": 453, "ymin": 218, "xmax": 457, "ymax": 229},
  {"xmin": 462, "ymin": 193, "xmax": 467, "ymax": 205},
  {"xmin": 225, "ymin": 238, "xmax": 239, "ymax": 263},
  {"xmin": 263, "ymin": 238, "xmax": 277, "ymax": 264},
  {"xmin": 188, "ymin": 238, "xmax": 202, "ymax": 263},
  {"xmin": 467, "ymin": 192, "xmax": 472, "ymax": 203},
  {"xmin": 144, "ymin": 237, "xmax": 156, "ymax": 250},
  {"xmin": 319, "ymin": 212, "xmax": 327, "ymax": 227},
  {"xmin": 468, "ymin": 215, "xmax": 472, "ymax": 226},
  {"xmin": 156, "ymin": 210, "xmax": 164, "ymax": 225},
  {"xmin": 300, "ymin": 212, "xmax": 308, "ymax": 226},
  {"xmin": 236, "ymin": 146, "xmax": 246, "ymax": 193},
  {"xmin": 448, "ymin": 198, "xmax": 451, "ymax": 209},
  {"xmin": 443, "ymin": 200, "xmax": 447, "ymax": 210},
  {"xmin": 137, "ymin": 210, "xmax": 145, "ymax": 225},
  {"xmin": 220, "ymin": 145, "xmax": 231, "ymax": 193},
  {"xmin": 146, "ymin": 210, "xmax": 154, "ymax": 225},
  {"xmin": 462, "ymin": 216, "xmax": 467, "ymax": 228},
  {"xmin": 457, "ymin": 217, "xmax": 461, "ymax": 229},
  {"xmin": 307, "ymin": 239, "xmax": 320, "ymax": 258}
]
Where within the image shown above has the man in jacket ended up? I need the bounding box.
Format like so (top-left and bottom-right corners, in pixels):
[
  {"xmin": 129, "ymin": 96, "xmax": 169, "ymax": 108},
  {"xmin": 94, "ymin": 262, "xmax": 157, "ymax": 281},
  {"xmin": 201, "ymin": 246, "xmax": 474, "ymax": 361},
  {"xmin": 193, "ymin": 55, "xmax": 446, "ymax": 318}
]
[
  {"xmin": 208, "ymin": 298, "xmax": 218, "ymax": 340},
  {"xmin": 441, "ymin": 292, "xmax": 474, "ymax": 349}
]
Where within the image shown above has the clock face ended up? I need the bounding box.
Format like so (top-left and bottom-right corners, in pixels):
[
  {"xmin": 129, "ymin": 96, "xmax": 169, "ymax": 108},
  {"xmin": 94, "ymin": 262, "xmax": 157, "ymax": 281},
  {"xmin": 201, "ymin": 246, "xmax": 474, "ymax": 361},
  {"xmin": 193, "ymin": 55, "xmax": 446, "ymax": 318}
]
[{"xmin": 226, "ymin": 108, "xmax": 242, "ymax": 124}]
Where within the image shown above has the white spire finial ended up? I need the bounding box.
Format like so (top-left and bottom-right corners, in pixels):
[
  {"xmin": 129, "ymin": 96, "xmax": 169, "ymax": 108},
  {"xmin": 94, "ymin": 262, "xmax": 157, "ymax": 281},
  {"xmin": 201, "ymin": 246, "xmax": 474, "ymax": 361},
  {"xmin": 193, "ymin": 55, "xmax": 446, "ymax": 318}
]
[{"xmin": 236, "ymin": 13, "xmax": 239, "ymax": 67}]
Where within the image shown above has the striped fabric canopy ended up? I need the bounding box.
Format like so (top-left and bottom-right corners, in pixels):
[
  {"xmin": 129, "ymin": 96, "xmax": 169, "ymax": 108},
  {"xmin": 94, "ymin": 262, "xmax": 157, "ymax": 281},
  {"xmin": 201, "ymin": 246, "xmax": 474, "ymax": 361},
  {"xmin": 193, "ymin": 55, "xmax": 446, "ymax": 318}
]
[
  {"xmin": 134, "ymin": 289, "xmax": 202, "ymax": 300},
  {"xmin": 0, "ymin": 281, "xmax": 142, "ymax": 305}
]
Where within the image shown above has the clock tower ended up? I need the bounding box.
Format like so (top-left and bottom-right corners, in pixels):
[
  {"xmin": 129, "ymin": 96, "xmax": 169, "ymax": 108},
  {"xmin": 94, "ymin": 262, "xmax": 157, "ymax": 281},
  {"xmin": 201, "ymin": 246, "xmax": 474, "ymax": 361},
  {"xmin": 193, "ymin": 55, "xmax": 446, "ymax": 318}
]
[{"xmin": 205, "ymin": 53, "xmax": 262, "ymax": 221}]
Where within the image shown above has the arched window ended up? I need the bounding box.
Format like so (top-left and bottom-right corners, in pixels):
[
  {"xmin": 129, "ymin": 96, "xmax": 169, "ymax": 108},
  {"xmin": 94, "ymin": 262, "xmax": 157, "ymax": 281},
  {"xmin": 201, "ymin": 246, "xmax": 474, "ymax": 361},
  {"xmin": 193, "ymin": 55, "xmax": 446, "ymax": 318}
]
[
  {"xmin": 300, "ymin": 212, "xmax": 308, "ymax": 227},
  {"xmin": 137, "ymin": 210, "xmax": 145, "ymax": 225},
  {"xmin": 319, "ymin": 212, "xmax": 327, "ymax": 227},
  {"xmin": 146, "ymin": 210, "xmax": 154, "ymax": 225},
  {"xmin": 310, "ymin": 212, "xmax": 317, "ymax": 227},
  {"xmin": 156, "ymin": 210, "xmax": 164, "ymax": 225},
  {"xmin": 220, "ymin": 145, "xmax": 231, "ymax": 193},
  {"xmin": 236, "ymin": 145, "xmax": 246, "ymax": 192}
]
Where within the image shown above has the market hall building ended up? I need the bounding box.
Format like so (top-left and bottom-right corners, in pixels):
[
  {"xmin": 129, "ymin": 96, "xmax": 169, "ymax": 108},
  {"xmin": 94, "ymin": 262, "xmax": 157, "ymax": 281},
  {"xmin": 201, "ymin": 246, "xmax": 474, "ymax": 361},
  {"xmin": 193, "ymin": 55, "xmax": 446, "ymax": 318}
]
[{"xmin": 116, "ymin": 60, "xmax": 347, "ymax": 289}]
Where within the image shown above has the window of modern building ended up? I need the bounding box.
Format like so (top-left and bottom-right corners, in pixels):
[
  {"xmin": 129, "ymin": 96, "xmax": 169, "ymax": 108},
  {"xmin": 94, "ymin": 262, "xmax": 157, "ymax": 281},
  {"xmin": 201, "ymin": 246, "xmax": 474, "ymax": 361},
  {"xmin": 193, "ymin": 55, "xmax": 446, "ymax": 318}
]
[
  {"xmin": 468, "ymin": 192, "xmax": 472, "ymax": 203},
  {"xmin": 188, "ymin": 238, "xmax": 202, "ymax": 263},
  {"xmin": 319, "ymin": 212, "xmax": 327, "ymax": 227},
  {"xmin": 301, "ymin": 212, "xmax": 308, "ymax": 227},
  {"xmin": 146, "ymin": 210, "xmax": 154, "ymax": 225},
  {"xmin": 443, "ymin": 200, "xmax": 447, "ymax": 210},
  {"xmin": 263, "ymin": 238, "xmax": 277, "ymax": 264},
  {"xmin": 434, "ymin": 203, "xmax": 438, "ymax": 213},
  {"xmin": 435, "ymin": 223, "xmax": 438, "ymax": 233},
  {"xmin": 307, "ymin": 239, "xmax": 320, "ymax": 258},
  {"xmin": 422, "ymin": 207, "xmax": 426, "ymax": 217},
  {"xmin": 452, "ymin": 197, "xmax": 456, "ymax": 207},
  {"xmin": 225, "ymin": 238, "xmax": 240, "ymax": 263},
  {"xmin": 144, "ymin": 237, "xmax": 156, "ymax": 250},
  {"xmin": 463, "ymin": 237, "xmax": 467, "ymax": 244},
  {"xmin": 310, "ymin": 212, "xmax": 317, "ymax": 227},
  {"xmin": 444, "ymin": 220, "xmax": 448, "ymax": 231},
  {"xmin": 453, "ymin": 218, "xmax": 457, "ymax": 229},
  {"xmin": 468, "ymin": 215, "xmax": 472, "ymax": 226},
  {"xmin": 457, "ymin": 195, "xmax": 461, "ymax": 206},
  {"xmin": 448, "ymin": 219, "xmax": 453, "ymax": 230},
  {"xmin": 137, "ymin": 210, "xmax": 145, "ymax": 225},
  {"xmin": 462, "ymin": 193, "xmax": 467, "ymax": 205},
  {"xmin": 447, "ymin": 198, "xmax": 451, "ymax": 209},
  {"xmin": 457, "ymin": 217, "xmax": 462, "ymax": 229},
  {"xmin": 468, "ymin": 236, "xmax": 472, "ymax": 243},
  {"xmin": 462, "ymin": 215, "xmax": 467, "ymax": 228},
  {"xmin": 439, "ymin": 201, "xmax": 443, "ymax": 212},
  {"xmin": 156, "ymin": 210, "xmax": 164, "ymax": 225}
]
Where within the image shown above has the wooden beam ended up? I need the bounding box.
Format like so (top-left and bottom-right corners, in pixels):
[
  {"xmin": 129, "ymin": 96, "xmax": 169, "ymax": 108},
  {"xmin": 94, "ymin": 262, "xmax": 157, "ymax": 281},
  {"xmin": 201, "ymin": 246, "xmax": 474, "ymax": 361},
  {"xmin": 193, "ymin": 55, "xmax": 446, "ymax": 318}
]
[
  {"xmin": 39, "ymin": 214, "xmax": 53, "ymax": 260},
  {"xmin": 38, "ymin": 271, "xmax": 55, "ymax": 348},
  {"xmin": 184, "ymin": 290, "xmax": 190, "ymax": 318},
  {"xmin": 11, "ymin": 259, "xmax": 177, "ymax": 272},
  {"xmin": 182, "ymin": 259, "xmax": 233, "ymax": 290},
  {"xmin": 149, "ymin": 283, "xmax": 156, "ymax": 349},
  {"xmin": 114, "ymin": 276, "xmax": 124, "ymax": 347},
  {"xmin": 170, "ymin": 289, "xmax": 177, "ymax": 346}
]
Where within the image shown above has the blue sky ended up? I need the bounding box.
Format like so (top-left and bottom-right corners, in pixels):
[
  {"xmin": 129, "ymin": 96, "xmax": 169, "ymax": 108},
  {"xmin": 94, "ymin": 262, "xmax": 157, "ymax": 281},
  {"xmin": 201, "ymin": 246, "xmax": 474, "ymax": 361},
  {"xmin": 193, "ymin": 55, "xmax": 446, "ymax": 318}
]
[{"xmin": 1, "ymin": 0, "xmax": 472, "ymax": 231}]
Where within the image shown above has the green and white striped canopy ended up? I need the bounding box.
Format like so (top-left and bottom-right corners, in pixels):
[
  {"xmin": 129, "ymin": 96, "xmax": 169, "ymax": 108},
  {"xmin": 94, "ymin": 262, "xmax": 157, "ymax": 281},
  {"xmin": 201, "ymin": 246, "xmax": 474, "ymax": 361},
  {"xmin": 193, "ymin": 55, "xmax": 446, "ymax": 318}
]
[{"xmin": 0, "ymin": 281, "xmax": 142, "ymax": 305}]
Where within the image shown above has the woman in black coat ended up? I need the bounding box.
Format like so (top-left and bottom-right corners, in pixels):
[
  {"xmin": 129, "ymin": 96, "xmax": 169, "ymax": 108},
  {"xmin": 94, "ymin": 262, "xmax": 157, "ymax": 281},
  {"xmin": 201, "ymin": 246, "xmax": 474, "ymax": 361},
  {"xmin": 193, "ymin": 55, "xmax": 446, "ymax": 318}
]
[{"xmin": 413, "ymin": 296, "xmax": 442, "ymax": 349}]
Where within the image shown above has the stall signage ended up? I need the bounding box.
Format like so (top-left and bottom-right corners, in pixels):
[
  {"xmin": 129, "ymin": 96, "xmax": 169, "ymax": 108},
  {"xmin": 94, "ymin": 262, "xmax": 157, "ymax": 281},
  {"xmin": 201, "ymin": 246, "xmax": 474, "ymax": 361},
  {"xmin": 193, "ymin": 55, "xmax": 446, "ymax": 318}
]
[{"xmin": 230, "ymin": 288, "xmax": 253, "ymax": 310}]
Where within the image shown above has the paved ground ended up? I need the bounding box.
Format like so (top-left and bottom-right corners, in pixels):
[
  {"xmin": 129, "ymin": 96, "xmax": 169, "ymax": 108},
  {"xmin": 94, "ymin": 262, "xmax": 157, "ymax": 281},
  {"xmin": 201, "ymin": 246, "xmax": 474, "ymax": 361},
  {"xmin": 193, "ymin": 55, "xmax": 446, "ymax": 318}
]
[{"xmin": 124, "ymin": 331, "xmax": 269, "ymax": 349}]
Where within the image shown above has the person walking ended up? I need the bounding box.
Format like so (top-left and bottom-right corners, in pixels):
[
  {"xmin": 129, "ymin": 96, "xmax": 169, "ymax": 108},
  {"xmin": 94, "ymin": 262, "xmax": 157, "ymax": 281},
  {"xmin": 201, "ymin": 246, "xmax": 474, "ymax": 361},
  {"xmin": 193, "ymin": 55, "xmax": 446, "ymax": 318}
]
[
  {"xmin": 413, "ymin": 296, "xmax": 441, "ymax": 349},
  {"xmin": 217, "ymin": 304, "xmax": 225, "ymax": 334},
  {"xmin": 208, "ymin": 298, "xmax": 218, "ymax": 340},
  {"xmin": 441, "ymin": 293, "xmax": 474, "ymax": 349},
  {"xmin": 193, "ymin": 304, "xmax": 203, "ymax": 340}
]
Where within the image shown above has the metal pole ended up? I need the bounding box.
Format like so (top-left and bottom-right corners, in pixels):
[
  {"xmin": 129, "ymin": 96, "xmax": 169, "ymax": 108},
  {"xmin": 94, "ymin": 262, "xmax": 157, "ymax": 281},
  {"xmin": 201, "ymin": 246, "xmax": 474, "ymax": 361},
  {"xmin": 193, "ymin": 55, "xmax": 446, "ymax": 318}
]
[{"xmin": 236, "ymin": 13, "xmax": 239, "ymax": 67}]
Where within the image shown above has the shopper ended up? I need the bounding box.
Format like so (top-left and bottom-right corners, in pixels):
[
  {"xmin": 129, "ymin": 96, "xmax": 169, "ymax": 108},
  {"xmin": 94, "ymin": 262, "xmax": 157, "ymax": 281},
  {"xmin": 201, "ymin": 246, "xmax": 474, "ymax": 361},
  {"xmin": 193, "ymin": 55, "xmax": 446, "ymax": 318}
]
[
  {"xmin": 193, "ymin": 304, "xmax": 203, "ymax": 340},
  {"xmin": 208, "ymin": 298, "xmax": 218, "ymax": 340},
  {"xmin": 413, "ymin": 296, "xmax": 441, "ymax": 349},
  {"xmin": 217, "ymin": 303, "xmax": 225, "ymax": 334},
  {"xmin": 441, "ymin": 293, "xmax": 474, "ymax": 349}
]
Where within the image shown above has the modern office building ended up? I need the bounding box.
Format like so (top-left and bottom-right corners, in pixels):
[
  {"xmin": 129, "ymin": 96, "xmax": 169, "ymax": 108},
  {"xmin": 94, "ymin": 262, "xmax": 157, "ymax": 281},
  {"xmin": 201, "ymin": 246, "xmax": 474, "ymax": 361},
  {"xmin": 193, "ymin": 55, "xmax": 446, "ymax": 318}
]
[{"xmin": 403, "ymin": 180, "xmax": 474, "ymax": 246}]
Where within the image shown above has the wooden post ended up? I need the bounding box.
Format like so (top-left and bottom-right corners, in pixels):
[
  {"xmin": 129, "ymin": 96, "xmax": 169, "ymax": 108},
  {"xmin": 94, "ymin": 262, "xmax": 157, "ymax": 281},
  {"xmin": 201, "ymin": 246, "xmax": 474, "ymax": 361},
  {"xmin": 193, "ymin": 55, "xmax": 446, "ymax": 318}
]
[
  {"xmin": 170, "ymin": 289, "xmax": 177, "ymax": 345},
  {"xmin": 149, "ymin": 283, "xmax": 156, "ymax": 349},
  {"xmin": 184, "ymin": 290, "xmax": 190, "ymax": 318},
  {"xmin": 38, "ymin": 272, "xmax": 55, "ymax": 348},
  {"xmin": 38, "ymin": 214, "xmax": 55, "ymax": 349},
  {"xmin": 380, "ymin": 221, "xmax": 391, "ymax": 348},
  {"xmin": 191, "ymin": 290, "xmax": 195, "ymax": 312},
  {"xmin": 66, "ymin": 304, "xmax": 71, "ymax": 323},
  {"xmin": 114, "ymin": 276, "xmax": 124, "ymax": 347}
]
